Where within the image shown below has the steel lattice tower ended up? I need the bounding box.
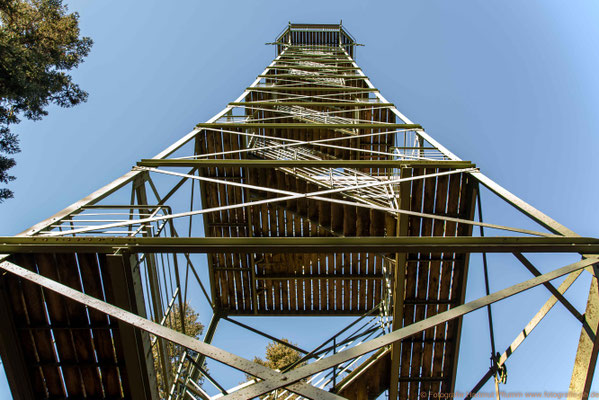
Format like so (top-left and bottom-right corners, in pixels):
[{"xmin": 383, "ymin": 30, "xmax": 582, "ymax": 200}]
[{"xmin": 1, "ymin": 23, "xmax": 598, "ymax": 400}]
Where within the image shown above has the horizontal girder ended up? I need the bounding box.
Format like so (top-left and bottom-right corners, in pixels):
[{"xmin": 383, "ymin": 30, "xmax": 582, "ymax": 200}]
[{"xmin": 1, "ymin": 236, "xmax": 598, "ymax": 254}]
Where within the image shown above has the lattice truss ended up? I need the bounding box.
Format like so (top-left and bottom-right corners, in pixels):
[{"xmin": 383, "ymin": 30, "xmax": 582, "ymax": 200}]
[{"xmin": 0, "ymin": 23, "xmax": 598, "ymax": 400}]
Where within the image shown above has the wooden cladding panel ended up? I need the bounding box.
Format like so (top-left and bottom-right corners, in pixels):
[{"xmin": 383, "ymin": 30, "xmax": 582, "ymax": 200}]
[{"xmin": 5, "ymin": 253, "xmax": 128, "ymax": 399}]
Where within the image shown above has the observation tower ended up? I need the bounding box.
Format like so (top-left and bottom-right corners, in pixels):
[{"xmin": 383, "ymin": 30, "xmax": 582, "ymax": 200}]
[{"xmin": 1, "ymin": 22, "xmax": 598, "ymax": 400}]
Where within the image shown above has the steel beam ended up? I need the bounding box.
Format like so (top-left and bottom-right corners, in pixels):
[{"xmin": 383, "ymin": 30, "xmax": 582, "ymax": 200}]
[
  {"xmin": 389, "ymin": 168, "xmax": 411, "ymax": 399},
  {"xmin": 569, "ymin": 265, "xmax": 599, "ymax": 398},
  {"xmin": 137, "ymin": 159, "xmax": 474, "ymax": 169},
  {"xmin": 514, "ymin": 253, "xmax": 584, "ymax": 322},
  {"xmin": 254, "ymin": 273, "xmax": 384, "ymax": 280},
  {"xmin": 188, "ymin": 314, "xmax": 221, "ymax": 390},
  {"xmin": 267, "ymin": 66, "xmax": 361, "ymax": 71},
  {"xmin": 465, "ymin": 268, "xmax": 584, "ymax": 399},
  {"xmin": 195, "ymin": 122, "xmax": 421, "ymax": 129},
  {"xmin": 229, "ymin": 101, "xmax": 393, "ymax": 106},
  {"xmin": 257, "ymin": 74, "xmax": 367, "ymax": 79},
  {"xmin": 248, "ymin": 86, "xmax": 376, "ymax": 91},
  {"xmin": 473, "ymin": 172, "xmax": 578, "ymax": 237},
  {"xmin": 219, "ymin": 256, "xmax": 599, "ymax": 399},
  {"xmin": 1, "ymin": 236, "xmax": 599, "ymax": 254}
]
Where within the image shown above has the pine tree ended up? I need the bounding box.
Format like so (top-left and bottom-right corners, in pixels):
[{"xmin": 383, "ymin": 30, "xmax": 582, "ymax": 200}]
[
  {"xmin": 248, "ymin": 339, "xmax": 306, "ymax": 399},
  {"xmin": 152, "ymin": 302, "xmax": 204, "ymax": 398},
  {"xmin": 0, "ymin": 0, "xmax": 92, "ymax": 201}
]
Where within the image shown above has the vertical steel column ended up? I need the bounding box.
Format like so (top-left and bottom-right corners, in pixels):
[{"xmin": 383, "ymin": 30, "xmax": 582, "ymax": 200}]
[
  {"xmin": 188, "ymin": 313, "xmax": 222, "ymax": 385},
  {"xmin": 569, "ymin": 265, "xmax": 599, "ymax": 398},
  {"xmin": 389, "ymin": 168, "xmax": 411, "ymax": 399},
  {"xmin": 133, "ymin": 174, "xmax": 171, "ymax": 393},
  {"xmin": 103, "ymin": 253, "xmax": 159, "ymax": 399}
]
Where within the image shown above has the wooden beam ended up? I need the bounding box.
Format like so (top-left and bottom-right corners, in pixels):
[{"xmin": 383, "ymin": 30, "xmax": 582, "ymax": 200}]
[{"xmin": 0, "ymin": 275, "xmax": 36, "ymax": 400}]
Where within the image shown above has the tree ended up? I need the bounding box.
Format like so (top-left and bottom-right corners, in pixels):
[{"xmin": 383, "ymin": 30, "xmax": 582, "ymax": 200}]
[
  {"xmin": 0, "ymin": 0, "xmax": 92, "ymax": 201},
  {"xmin": 248, "ymin": 339, "xmax": 306, "ymax": 399},
  {"xmin": 152, "ymin": 302, "xmax": 204, "ymax": 399}
]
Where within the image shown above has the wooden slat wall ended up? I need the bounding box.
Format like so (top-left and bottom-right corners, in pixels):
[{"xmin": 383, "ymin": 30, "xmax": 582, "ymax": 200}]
[
  {"xmin": 9, "ymin": 254, "xmax": 63, "ymax": 398},
  {"xmin": 5, "ymin": 253, "xmax": 127, "ymax": 399}
]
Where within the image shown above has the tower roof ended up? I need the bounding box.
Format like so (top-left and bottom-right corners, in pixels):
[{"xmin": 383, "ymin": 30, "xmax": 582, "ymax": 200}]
[{"xmin": 275, "ymin": 22, "xmax": 357, "ymax": 57}]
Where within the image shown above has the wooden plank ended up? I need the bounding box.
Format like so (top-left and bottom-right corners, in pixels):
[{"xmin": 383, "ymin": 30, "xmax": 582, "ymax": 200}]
[
  {"xmin": 53, "ymin": 252, "xmax": 103, "ymax": 397},
  {"xmin": 327, "ymin": 252, "xmax": 335, "ymax": 313},
  {"xmin": 280, "ymin": 176, "xmax": 298, "ymax": 313},
  {"xmin": 294, "ymin": 212, "xmax": 305, "ymax": 312},
  {"xmin": 13, "ymin": 253, "xmax": 66, "ymax": 397},
  {"xmin": 240, "ymin": 165, "xmax": 255, "ymax": 314},
  {"xmin": 311, "ymin": 224, "xmax": 321, "ymax": 311},
  {"xmin": 399, "ymin": 167, "xmax": 424, "ymax": 399},
  {"xmin": 430, "ymin": 172, "xmax": 461, "ymax": 395},
  {"xmin": 2, "ymin": 259, "xmax": 49, "ymax": 398},
  {"xmin": 343, "ymin": 205, "xmax": 356, "ymax": 237},
  {"xmin": 248, "ymin": 165, "xmax": 264, "ymax": 313},
  {"xmin": 350, "ymin": 252, "xmax": 359, "ymax": 312},
  {"xmin": 370, "ymin": 209, "xmax": 385, "ymax": 311},
  {"xmin": 77, "ymin": 253, "xmax": 123, "ymax": 397},
  {"xmin": 288, "ymin": 251, "xmax": 298, "ymax": 313},
  {"xmin": 205, "ymin": 130, "xmax": 226, "ymax": 310},
  {"xmin": 217, "ymin": 130, "xmax": 236, "ymax": 311},
  {"xmin": 331, "ymin": 201, "xmax": 343, "ymax": 234},
  {"xmin": 335, "ymin": 252, "xmax": 343, "ymax": 312},
  {"xmin": 228, "ymin": 128, "xmax": 248, "ymax": 312},
  {"xmin": 356, "ymin": 207, "xmax": 370, "ymax": 236},
  {"xmin": 34, "ymin": 253, "xmax": 85, "ymax": 397},
  {"xmin": 99, "ymin": 254, "xmax": 158, "ymax": 399},
  {"xmin": 366, "ymin": 253, "xmax": 375, "ymax": 312},
  {"xmin": 277, "ymin": 172, "xmax": 291, "ymax": 312},
  {"xmin": 98, "ymin": 253, "xmax": 131, "ymax": 397},
  {"xmin": 267, "ymin": 171, "xmax": 281, "ymax": 312},
  {"xmin": 420, "ymin": 172, "xmax": 450, "ymax": 395},
  {"xmin": 336, "ymin": 348, "xmax": 391, "ymax": 400},
  {"xmin": 359, "ymin": 253, "xmax": 368, "ymax": 312},
  {"xmin": 320, "ymin": 228, "xmax": 331, "ymax": 310},
  {"xmin": 298, "ymin": 178, "xmax": 312, "ymax": 312},
  {"xmin": 389, "ymin": 167, "xmax": 411, "ymax": 398},
  {"xmin": 408, "ymin": 169, "xmax": 437, "ymax": 399},
  {"xmin": 373, "ymin": 255, "xmax": 383, "ymax": 308}
]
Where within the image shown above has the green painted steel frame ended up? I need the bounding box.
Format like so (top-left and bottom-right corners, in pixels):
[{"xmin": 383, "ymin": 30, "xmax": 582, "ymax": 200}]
[
  {"xmin": 2, "ymin": 22, "xmax": 597, "ymax": 400},
  {"xmin": 137, "ymin": 159, "xmax": 474, "ymax": 168},
  {"xmin": 195, "ymin": 122, "xmax": 422, "ymax": 129},
  {"xmin": 1, "ymin": 236, "xmax": 599, "ymax": 254}
]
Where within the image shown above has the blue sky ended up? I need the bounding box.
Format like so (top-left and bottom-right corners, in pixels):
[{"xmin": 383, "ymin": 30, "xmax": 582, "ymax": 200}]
[{"xmin": 1, "ymin": 0, "xmax": 599, "ymax": 397}]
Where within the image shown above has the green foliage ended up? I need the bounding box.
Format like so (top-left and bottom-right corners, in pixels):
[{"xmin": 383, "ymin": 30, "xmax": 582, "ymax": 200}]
[
  {"xmin": 152, "ymin": 302, "xmax": 204, "ymax": 399},
  {"xmin": 0, "ymin": 0, "xmax": 92, "ymax": 201},
  {"xmin": 254, "ymin": 339, "xmax": 304, "ymax": 371},
  {"xmin": 247, "ymin": 339, "xmax": 306, "ymax": 399}
]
